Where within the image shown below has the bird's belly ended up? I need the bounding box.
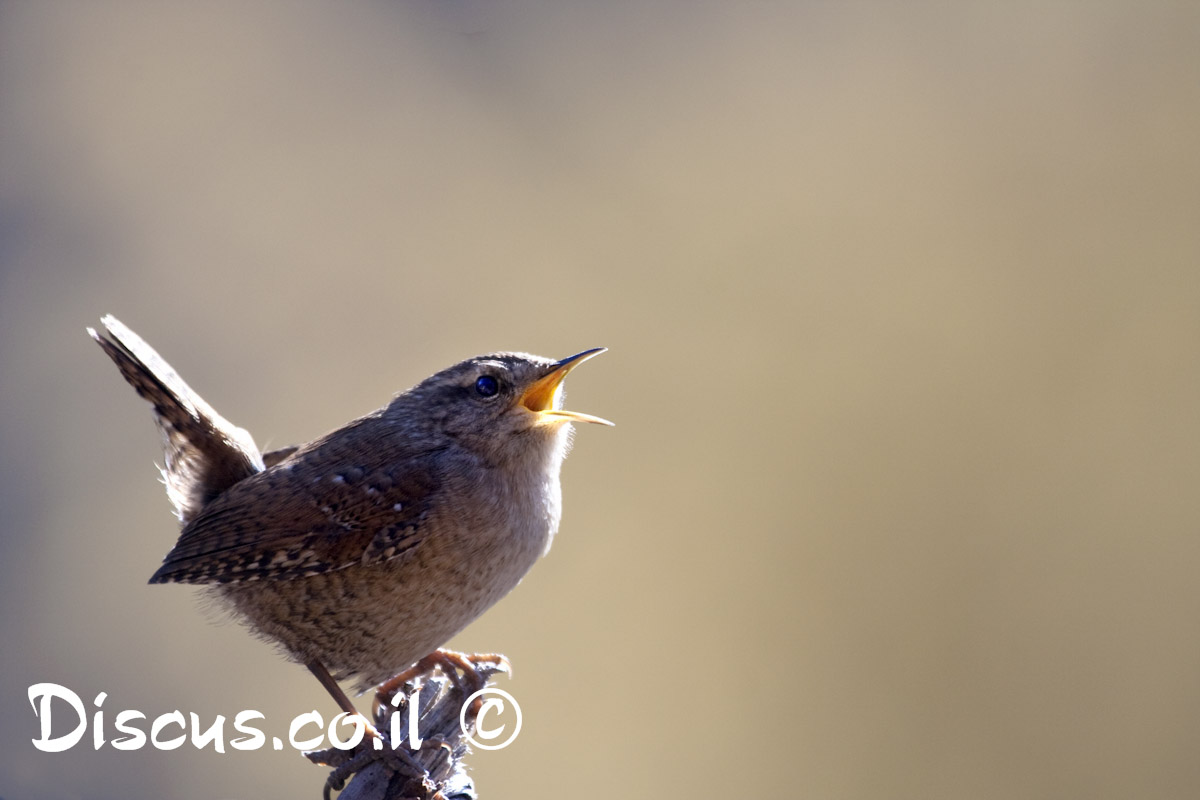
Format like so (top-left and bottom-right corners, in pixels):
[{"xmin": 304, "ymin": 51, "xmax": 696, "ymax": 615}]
[{"xmin": 215, "ymin": 480, "xmax": 555, "ymax": 691}]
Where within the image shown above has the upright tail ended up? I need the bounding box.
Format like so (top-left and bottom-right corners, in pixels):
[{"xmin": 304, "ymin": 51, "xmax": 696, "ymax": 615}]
[{"xmin": 89, "ymin": 315, "xmax": 266, "ymax": 524}]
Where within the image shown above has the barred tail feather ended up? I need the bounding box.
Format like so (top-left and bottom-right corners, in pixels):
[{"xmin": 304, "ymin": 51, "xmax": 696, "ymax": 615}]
[{"xmin": 89, "ymin": 315, "xmax": 265, "ymax": 523}]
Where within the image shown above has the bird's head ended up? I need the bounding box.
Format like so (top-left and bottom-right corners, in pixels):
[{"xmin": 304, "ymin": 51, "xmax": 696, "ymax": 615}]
[{"xmin": 393, "ymin": 349, "xmax": 612, "ymax": 464}]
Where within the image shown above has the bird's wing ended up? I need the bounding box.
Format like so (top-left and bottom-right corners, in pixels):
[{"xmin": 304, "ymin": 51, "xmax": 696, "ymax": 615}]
[{"xmin": 149, "ymin": 435, "xmax": 442, "ymax": 584}]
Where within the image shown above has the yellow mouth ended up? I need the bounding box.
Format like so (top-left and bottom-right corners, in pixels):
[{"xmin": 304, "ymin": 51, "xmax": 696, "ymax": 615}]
[{"xmin": 520, "ymin": 348, "xmax": 613, "ymax": 426}]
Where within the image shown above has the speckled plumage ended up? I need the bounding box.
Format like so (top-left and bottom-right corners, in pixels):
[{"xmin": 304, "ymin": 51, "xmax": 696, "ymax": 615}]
[{"xmin": 90, "ymin": 316, "xmax": 605, "ymax": 693}]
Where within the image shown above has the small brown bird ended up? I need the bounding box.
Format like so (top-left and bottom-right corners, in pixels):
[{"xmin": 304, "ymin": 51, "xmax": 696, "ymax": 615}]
[{"xmin": 89, "ymin": 315, "xmax": 609, "ymax": 717}]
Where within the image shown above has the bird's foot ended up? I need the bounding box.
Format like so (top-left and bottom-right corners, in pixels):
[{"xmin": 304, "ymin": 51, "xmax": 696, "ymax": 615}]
[{"xmin": 373, "ymin": 649, "xmax": 510, "ymax": 719}]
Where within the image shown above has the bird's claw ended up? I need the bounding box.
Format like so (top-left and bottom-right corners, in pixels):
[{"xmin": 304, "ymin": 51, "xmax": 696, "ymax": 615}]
[{"xmin": 373, "ymin": 649, "xmax": 509, "ymax": 718}]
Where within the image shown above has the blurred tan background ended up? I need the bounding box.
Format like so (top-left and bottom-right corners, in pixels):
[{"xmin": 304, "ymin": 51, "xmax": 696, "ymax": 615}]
[{"xmin": 2, "ymin": 2, "xmax": 1199, "ymax": 798}]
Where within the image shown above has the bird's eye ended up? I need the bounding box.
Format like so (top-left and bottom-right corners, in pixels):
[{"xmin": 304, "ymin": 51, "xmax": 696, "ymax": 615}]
[{"xmin": 475, "ymin": 375, "xmax": 500, "ymax": 398}]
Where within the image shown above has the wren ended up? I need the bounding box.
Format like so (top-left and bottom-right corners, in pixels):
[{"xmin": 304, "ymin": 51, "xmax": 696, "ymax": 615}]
[{"xmin": 89, "ymin": 315, "xmax": 609, "ymax": 716}]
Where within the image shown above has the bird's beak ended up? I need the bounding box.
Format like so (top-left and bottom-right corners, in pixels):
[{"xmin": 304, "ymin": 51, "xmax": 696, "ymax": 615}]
[{"xmin": 520, "ymin": 348, "xmax": 613, "ymax": 426}]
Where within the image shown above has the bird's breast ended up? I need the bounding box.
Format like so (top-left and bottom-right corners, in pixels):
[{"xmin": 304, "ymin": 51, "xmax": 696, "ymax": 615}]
[{"xmin": 429, "ymin": 438, "xmax": 567, "ymax": 593}]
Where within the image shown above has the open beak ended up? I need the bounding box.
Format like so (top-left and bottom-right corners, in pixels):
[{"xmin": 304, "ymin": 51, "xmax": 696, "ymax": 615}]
[{"xmin": 520, "ymin": 348, "xmax": 613, "ymax": 426}]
